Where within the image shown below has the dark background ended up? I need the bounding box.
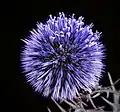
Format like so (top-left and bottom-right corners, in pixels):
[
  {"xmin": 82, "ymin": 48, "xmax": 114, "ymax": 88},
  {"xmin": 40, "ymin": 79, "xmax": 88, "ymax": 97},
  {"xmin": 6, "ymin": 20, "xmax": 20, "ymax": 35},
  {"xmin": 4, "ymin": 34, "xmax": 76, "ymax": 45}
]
[{"xmin": 2, "ymin": 0, "xmax": 120, "ymax": 111}]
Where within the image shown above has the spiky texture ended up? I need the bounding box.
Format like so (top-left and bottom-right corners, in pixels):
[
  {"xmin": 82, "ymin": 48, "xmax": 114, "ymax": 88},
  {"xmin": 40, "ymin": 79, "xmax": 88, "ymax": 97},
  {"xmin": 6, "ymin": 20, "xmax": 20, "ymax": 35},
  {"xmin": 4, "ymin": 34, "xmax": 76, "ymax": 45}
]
[{"xmin": 21, "ymin": 12, "xmax": 105, "ymax": 101}]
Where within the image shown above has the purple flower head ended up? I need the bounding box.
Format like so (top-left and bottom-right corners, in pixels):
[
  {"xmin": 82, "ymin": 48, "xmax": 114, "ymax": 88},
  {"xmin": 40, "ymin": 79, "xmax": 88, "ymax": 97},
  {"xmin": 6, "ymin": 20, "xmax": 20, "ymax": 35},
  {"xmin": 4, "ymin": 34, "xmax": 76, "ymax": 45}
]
[{"xmin": 21, "ymin": 12, "xmax": 105, "ymax": 101}]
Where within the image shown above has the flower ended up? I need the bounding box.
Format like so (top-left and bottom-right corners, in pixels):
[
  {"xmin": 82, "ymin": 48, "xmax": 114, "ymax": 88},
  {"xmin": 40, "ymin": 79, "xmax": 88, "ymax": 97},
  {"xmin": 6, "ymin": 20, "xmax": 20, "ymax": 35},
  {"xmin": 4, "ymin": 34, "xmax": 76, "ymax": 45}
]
[{"xmin": 21, "ymin": 12, "xmax": 105, "ymax": 101}]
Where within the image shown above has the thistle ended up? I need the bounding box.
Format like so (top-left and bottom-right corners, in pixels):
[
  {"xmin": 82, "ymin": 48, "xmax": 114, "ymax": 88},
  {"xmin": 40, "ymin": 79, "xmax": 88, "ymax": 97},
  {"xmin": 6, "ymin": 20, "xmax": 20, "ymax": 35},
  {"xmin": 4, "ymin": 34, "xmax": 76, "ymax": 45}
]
[{"xmin": 20, "ymin": 12, "xmax": 105, "ymax": 101}]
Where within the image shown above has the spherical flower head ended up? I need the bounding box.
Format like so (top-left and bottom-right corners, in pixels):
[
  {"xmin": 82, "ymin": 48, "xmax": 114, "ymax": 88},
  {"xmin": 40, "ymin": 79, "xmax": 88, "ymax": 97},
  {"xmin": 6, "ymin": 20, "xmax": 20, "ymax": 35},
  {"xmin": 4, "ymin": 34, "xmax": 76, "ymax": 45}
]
[{"xmin": 21, "ymin": 12, "xmax": 105, "ymax": 101}]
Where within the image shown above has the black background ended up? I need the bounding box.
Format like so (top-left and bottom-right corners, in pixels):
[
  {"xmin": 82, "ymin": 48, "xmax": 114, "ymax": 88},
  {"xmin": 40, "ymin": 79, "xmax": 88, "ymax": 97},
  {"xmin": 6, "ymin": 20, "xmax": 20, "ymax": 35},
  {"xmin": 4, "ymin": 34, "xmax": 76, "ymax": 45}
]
[{"xmin": 2, "ymin": 0, "xmax": 120, "ymax": 112}]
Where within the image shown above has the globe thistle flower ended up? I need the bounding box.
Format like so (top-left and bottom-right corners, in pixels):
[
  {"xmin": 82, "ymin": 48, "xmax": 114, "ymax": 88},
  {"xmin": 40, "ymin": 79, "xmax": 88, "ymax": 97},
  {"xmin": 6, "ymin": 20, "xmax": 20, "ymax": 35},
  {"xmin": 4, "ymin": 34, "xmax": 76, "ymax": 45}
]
[{"xmin": 20, "ymin": 12, "xmax": 105, "ymax": 101}]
